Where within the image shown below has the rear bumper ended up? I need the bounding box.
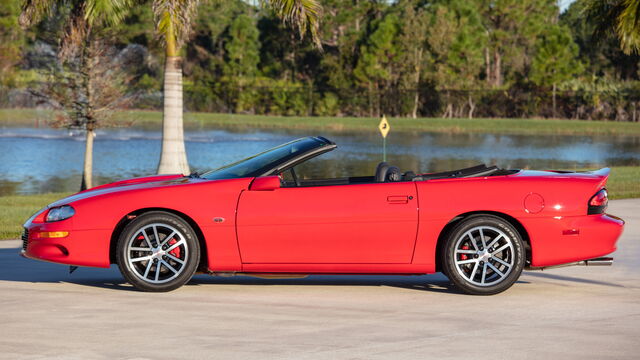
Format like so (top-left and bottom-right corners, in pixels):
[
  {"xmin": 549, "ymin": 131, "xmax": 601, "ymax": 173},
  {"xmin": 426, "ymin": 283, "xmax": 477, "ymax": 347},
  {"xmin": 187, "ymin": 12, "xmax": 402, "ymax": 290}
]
[
  {"xmin": 21, "ymin": 224, "xmax": 111, "ymax": 268},
  {"xmin": 523, "ymin": 214, "xmax": 624, "ymax": 268}
]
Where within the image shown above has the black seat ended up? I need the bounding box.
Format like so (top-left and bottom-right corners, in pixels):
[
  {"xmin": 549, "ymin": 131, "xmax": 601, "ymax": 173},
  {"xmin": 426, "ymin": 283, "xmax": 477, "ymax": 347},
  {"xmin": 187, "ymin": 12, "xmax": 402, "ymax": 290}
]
[{"xmin": 375, "ymin": 162, "xmax": 402, "ymax": 182}]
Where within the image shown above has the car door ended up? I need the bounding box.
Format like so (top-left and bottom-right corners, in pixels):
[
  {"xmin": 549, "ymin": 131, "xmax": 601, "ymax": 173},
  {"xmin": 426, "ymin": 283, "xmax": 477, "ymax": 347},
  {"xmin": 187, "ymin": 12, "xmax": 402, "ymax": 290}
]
[{"xmin": 236, "ymin": 180, "xmax": 418, "ymax": 264}]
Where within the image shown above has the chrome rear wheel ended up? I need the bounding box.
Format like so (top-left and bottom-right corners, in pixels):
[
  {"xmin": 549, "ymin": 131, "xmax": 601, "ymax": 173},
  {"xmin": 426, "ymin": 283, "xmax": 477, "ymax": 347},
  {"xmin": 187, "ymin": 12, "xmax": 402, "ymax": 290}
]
[
  {"xmin": 443, "ymin": 216, "xmax": 525, "ymax": 295},
  {"xmin": 453, "ymin": 226, "xmax": 515, "ymax": 287}
]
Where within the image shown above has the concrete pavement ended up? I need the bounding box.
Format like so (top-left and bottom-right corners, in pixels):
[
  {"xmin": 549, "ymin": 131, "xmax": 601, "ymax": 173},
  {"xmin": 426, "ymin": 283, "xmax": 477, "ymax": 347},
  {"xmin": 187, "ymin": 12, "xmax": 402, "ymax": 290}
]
[{"xmin": 0, "ymin": 199, "xmax": 638, "ymax": 360}]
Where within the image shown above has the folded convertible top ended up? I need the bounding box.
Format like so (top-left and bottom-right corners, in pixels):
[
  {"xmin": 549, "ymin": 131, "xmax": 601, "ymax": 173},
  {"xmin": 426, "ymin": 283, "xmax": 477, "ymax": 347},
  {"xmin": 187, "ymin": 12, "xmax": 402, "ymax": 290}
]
[{"xmin": 417, "ymin": 164, "xmax": 500, "ymax": 180}]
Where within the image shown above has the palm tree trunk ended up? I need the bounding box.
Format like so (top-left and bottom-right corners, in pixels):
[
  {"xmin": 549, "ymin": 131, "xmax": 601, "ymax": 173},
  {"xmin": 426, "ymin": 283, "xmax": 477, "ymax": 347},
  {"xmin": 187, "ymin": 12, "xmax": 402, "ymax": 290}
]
[
  {"xmin": 80, "ymin": 129, "xmax": 94, "ymax": 190},
  {"xmin": 157, "ymin": 19, "xmax": 189, "ymax": 175},
  {"xmin": 80, "ymin": 34, "xmax": 95, "ymax": 191},
  {"xmin": 157, "ymin": 56, "xmax": 189, "ymax": 175}
]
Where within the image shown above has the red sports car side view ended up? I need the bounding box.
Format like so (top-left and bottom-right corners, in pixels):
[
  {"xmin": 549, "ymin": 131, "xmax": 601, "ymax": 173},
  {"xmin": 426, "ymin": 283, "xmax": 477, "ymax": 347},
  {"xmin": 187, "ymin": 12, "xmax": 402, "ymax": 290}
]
[{"xmin": 22, "ymin": 136, "xmax": 624, "ymax": 294}]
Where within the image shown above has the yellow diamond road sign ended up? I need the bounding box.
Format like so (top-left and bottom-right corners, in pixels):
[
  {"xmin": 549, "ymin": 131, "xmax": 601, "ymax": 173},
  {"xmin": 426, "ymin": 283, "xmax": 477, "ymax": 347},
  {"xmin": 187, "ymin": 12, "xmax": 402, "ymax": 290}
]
[{"xmin": 378, "ymin": 115, "xmax": 390, "ymax": 138}]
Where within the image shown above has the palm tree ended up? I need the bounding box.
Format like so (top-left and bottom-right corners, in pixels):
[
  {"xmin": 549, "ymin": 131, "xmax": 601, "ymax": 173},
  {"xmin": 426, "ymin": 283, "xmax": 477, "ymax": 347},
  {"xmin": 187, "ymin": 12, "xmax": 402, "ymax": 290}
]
[
  {"xmin": 20, "ymin": 0, "xmax": 133, "ymax": 190},
  {"xmin": 587, "ymin": 0, "xmax": 640, "ymax": 55},
  {"xmin": 153, "ymin": 0, "xmax": 321, "ymax": 175}
]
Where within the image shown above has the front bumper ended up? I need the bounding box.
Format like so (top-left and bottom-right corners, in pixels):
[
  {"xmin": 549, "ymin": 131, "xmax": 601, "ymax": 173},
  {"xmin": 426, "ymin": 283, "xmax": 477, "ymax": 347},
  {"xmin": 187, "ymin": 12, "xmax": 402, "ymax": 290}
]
[{"xmin": 21, "ymin": 223, "xmax": 112, "ymax": 268}]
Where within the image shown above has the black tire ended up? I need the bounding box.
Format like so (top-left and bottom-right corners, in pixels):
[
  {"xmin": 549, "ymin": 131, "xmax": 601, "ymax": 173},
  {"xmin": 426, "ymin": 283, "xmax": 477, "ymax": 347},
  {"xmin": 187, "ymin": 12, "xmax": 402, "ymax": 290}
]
[
  {"xmin": 116, "ymin": 211, "xmax": 200, "ymax": 292},
  {"xmin": 442, "ymin": 215, "xmax": 525, "ymax": 295}
]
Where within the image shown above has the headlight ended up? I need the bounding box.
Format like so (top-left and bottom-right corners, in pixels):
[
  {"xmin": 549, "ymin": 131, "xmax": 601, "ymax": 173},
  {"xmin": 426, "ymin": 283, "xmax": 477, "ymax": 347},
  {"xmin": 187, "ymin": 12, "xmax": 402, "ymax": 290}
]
[{"xmin": 46, "ymin": 205, "xmax": 75, "ymax": 222}]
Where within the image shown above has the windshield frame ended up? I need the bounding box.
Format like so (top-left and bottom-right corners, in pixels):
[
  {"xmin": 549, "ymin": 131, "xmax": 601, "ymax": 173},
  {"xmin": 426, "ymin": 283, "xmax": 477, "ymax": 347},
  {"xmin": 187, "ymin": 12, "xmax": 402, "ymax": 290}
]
[{"xmin": 199, "ymin": 136, "xmax": 336, "ymax": 181}]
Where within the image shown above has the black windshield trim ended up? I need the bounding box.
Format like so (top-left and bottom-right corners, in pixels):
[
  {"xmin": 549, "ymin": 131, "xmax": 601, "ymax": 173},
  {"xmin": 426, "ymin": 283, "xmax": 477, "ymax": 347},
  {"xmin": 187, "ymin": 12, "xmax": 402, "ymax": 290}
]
[
  {"xmin": 259, "ymin": 143, "xmax": 337, "ymax": 177},
  {"xmin": 200, "ymin": 136, "xmax": 336, "ymax": 180}
]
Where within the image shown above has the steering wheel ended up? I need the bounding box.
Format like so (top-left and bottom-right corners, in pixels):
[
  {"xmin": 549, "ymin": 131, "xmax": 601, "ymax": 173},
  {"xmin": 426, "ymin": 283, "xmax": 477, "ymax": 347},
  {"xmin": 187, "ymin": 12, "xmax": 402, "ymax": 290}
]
[{"xmin": 375, "ymin": 162, "xmax": 401, "ymax": 182}]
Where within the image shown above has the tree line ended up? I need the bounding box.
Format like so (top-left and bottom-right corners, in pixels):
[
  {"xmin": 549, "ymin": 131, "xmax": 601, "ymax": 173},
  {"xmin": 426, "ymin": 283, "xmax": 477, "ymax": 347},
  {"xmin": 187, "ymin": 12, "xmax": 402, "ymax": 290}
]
[
  {"xmin": 4, "ymin": 0, "xmax": 320, "ymax": 187},
  {"xmin": 2, "ymin": 0, "xmax": 640, "ymax": 122}
]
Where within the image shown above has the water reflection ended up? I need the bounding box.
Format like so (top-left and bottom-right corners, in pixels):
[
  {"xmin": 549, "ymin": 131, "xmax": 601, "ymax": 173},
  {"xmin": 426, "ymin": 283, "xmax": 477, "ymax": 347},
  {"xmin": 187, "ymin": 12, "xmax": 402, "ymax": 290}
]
[{"xmin": 0, "ymin": 126, "xmax": 638, "ymax": 195}]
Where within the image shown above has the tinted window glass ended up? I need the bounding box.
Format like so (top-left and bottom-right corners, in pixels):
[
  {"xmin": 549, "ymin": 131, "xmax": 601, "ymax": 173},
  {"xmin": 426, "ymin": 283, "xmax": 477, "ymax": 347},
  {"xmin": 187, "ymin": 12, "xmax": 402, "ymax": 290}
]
[{"xmin": 201, "ymin": 137, "xmax": 327, "ymax": 180}]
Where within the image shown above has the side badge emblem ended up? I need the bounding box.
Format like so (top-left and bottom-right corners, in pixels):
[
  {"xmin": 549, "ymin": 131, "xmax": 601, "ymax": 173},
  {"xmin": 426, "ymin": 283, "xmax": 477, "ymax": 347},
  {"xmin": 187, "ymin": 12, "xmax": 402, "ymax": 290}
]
[{"xmin": 213, "ymin": 217, "xmax": 225, "ymax": 223}]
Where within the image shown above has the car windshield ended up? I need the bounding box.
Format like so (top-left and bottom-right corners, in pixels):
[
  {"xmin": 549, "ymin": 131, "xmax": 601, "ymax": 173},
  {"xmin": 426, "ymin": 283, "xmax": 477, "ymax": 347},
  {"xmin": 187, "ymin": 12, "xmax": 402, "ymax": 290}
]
[{"xmin": 200, "ymin": 137, "xmax": 332, "ymax": 180}]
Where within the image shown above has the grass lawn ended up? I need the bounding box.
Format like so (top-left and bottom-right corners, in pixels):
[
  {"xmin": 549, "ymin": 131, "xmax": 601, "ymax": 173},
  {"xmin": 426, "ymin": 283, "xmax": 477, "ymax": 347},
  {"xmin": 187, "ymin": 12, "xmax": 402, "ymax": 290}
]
[
  {"xmin": 604, "ymin": 166, "xmax": 640, "ymax": 199},
  {"xmin": 0, "ymin": 192, "xmax": 71, "ymax": 240},
  {"xmin": 2, "ymin": 108, "xmax": 640, "ymax": 136},
  {"xmin": 0, "ymin": 166, "xmax": 637, "ymax": 240}
]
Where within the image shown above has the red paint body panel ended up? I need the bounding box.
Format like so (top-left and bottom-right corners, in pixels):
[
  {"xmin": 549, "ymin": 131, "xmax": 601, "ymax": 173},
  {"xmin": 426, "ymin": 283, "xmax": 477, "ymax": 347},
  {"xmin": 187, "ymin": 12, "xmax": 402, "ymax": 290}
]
[
  {"xmin": 520, "ymin": 214, "xmax": 623, "ymax": 267},
  {"xmin": 25, "ymin": 175, "xmax": 252, "ymax": 270},
  {"xmin": 22, "ymin": 166, "xmax": 624, "ymax": 275},
  {"xmin": 237, "ymin": 182, "xmax": 418, "ymax": 263},
  {"xmin": 411, "ymin": 170, "xmax": 615, "ymax": 268},
  {"xmin": 241, "ymin": 263, "xmax": 432, "ymax": 274},
  {"xmin": 24, "ymin": 228, "xmax": 112, "ymax": 267}
]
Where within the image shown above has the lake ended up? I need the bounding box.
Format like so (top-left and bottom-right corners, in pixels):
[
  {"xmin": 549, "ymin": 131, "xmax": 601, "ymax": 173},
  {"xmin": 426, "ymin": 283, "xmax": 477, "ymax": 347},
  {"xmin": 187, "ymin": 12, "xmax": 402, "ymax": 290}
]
[{"xmin": 1, "ymin": 125, "xmax": 639, "ymax": 195}]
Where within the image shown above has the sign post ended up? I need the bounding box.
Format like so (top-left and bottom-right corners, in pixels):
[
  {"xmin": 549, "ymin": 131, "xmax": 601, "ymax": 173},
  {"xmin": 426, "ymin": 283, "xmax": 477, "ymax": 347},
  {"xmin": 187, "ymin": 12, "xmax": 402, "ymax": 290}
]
[{"xmin": 378, "ymin": 115, "xmax": 390, "ymax": 162}]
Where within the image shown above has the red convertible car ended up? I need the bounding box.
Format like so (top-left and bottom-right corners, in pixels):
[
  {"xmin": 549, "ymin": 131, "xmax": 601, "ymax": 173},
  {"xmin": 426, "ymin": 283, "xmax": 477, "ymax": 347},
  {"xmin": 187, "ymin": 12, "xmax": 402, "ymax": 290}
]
[{"xmin": 22, "ymin": 136, "xmax": 624, "ymax": 294}]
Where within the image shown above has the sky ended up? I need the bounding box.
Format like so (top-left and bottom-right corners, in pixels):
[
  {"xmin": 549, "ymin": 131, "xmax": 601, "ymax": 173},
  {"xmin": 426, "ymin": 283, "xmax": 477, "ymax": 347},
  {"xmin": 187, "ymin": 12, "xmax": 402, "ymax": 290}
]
[{"xmin": 559, "ymin": 0, "xmax": 576, "ymax": 12}]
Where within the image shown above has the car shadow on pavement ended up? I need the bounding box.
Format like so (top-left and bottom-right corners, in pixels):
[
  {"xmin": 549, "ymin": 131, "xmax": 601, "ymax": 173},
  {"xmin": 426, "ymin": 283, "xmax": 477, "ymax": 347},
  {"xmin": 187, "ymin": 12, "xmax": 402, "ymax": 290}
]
[
  {"xmin": 188, "ymin": 274, "xmax": 531, "ymax": 294},
  {"xmin": 1, "ymin": 247, "xmax": 527, "ymax": 294},
  {"xmin": 187, "ymin": 273, "xmax": 465, "ymax": 294},
  {"xmin": 523, "ymin": 271, "xmax": 625, "ymax": 288},
  {"xmin": 0, "ymin": 248, "xmax": 136, "ymax": 291}
]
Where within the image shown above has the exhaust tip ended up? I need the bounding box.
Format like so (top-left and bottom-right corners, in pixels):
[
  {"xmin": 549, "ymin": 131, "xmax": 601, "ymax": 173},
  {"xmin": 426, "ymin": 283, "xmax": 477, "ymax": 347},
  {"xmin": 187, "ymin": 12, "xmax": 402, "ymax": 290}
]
[
  {"xmin": 526, "ymin": 257, "xmax": 614, "ymax": 270},
  {"xmin": 580, "ymin": 257, "xmax": 613, "ymax": 266}
]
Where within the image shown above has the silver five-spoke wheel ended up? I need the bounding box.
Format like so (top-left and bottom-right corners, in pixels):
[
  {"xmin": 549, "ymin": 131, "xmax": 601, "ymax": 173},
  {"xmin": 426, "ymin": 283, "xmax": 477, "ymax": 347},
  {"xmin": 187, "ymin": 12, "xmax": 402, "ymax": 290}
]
[{"xmin": 126, "ymin": 223, "xmax": 189, "ymax": 284}]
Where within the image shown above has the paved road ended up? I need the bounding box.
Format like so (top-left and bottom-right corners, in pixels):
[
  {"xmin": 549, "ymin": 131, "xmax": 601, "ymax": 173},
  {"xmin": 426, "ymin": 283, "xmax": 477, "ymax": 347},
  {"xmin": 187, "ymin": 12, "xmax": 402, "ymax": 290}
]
[{"xmin": 0, "ymin": 199, "xmax": 638, "ymax": 360}]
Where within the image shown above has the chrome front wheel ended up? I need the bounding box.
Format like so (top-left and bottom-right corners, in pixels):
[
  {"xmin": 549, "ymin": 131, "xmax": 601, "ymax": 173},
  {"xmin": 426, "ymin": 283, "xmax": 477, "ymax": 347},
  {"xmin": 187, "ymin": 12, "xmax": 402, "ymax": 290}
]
[
  {"xmin": 126, "ymin": 223, "xmax": 189, "ymax": 284},
  {"xmin": 117, "ymin": 212, "xmax": 199, "ymax": 292}
]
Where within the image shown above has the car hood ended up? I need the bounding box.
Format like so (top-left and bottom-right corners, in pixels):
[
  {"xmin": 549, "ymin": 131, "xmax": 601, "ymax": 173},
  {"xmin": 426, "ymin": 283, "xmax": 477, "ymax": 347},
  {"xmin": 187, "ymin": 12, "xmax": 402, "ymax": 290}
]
[{"xmin": 48, "ymin": 174, "xmax": 195, "ymax": 207}]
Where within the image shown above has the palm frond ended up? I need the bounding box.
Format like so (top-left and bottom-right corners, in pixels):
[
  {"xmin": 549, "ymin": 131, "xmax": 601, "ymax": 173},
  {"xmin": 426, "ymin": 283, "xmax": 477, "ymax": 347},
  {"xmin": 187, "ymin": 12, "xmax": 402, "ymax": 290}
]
[
  {"xmin": 19, "ymin": 0, "xmax": 57, "ymax": 28},
  {"xmin": 584, "ymin": 0, "xmax": 624, "ymax": 39},
  {"xmin": 585, "ymin": 0, "xmax": 640, "ymax": 55},
  {"xmin": 85, "ymin": 0, "xmax": 134, "ymax": 27},
  {"xmin": 152, "ymin": 0, "xmax": 200, "ymax": 50},
  {"xmin": 268, "ymin": 0, "xmax": 322, "ymax": 49},
  {"xmin": 616, "ymin": 0, "xmax": 640, "ymax": 54}
]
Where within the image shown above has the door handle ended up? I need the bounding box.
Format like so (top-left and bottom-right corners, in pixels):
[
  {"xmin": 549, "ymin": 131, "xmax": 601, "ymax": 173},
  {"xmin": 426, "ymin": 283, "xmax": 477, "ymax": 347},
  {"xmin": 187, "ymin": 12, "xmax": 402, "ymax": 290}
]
[{"xmin": 387, "ymin": 195, "xmax": 410, "ymax": 204}]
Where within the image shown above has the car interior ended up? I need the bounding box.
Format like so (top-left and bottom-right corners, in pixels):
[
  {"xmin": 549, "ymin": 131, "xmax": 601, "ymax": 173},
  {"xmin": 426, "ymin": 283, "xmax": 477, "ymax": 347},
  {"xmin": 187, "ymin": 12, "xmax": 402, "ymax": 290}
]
[{"xmin": 279, "ymin": 162, "xmax": 518, "ymax": 188}]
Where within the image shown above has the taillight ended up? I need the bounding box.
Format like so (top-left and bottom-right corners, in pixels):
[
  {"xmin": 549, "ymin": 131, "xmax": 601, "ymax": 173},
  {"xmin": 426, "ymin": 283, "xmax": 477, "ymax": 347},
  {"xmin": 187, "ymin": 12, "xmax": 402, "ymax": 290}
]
[{"xmin": 588, "ymin": 189, "xmax": 608, "ymax": 215}]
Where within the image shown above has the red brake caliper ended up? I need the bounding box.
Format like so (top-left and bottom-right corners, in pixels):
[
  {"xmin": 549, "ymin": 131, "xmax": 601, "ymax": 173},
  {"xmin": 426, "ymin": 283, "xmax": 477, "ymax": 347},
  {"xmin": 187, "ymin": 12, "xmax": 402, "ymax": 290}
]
[
  {"xmin": 460, "ymin": 245, "xmax": 469, "ymax": 260},
  {"xmin": 167, "ymin": 238, "xmax": 181, "ymax": 258}
]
